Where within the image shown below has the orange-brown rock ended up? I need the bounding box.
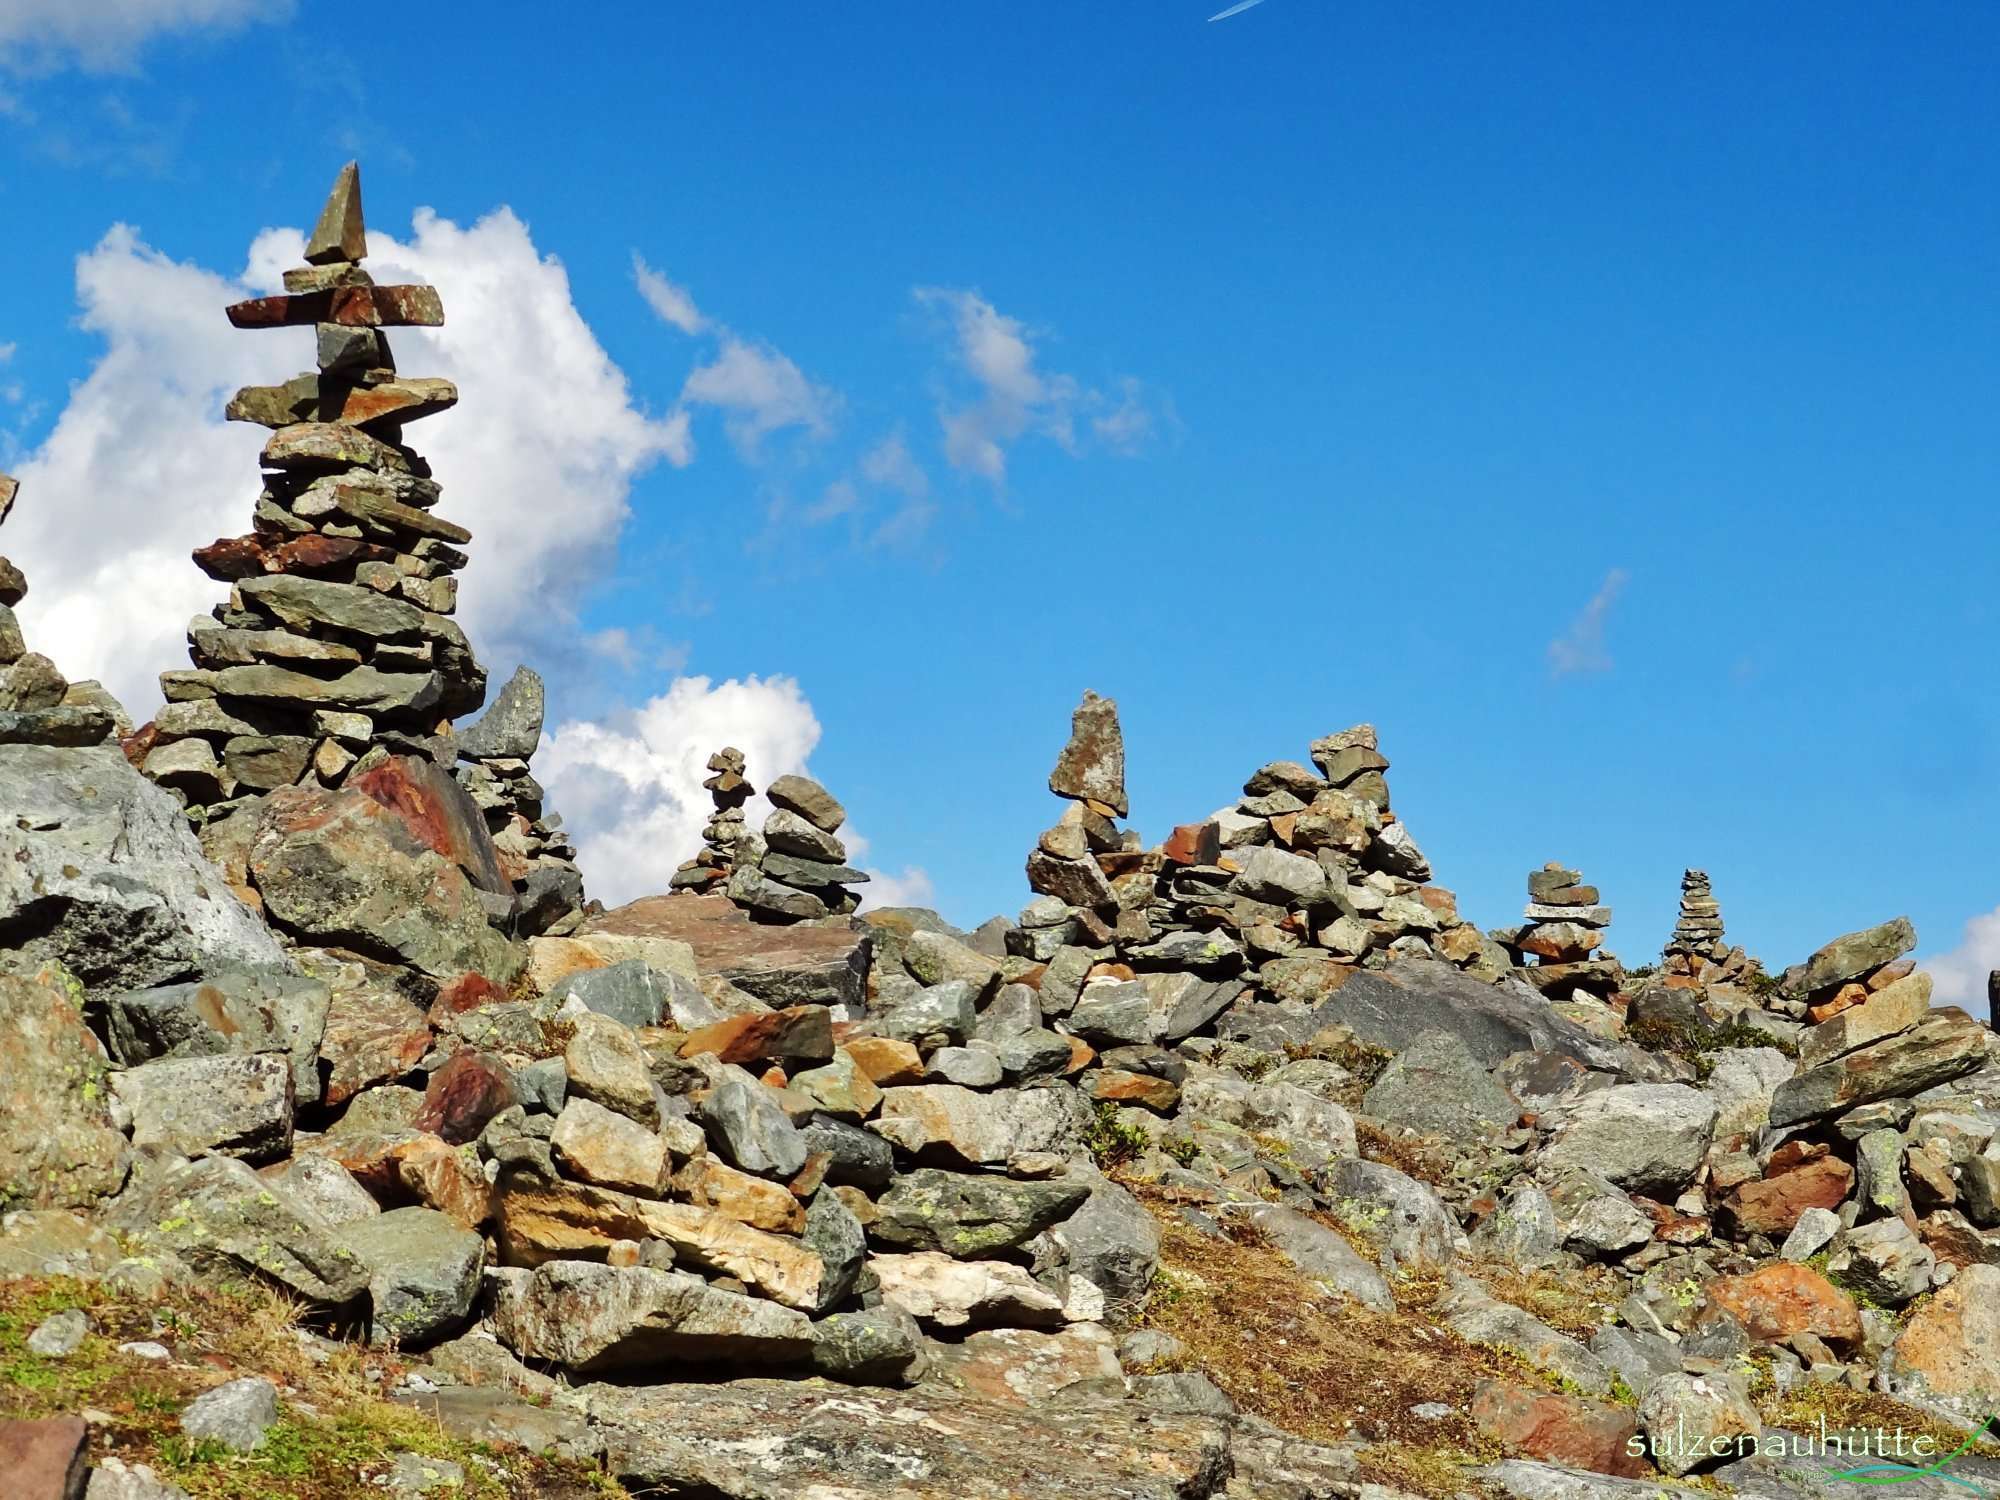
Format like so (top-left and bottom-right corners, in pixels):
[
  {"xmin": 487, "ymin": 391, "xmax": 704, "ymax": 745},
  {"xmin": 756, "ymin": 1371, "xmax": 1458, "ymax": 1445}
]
[
  {"xmin": 1161, "ymin": 822, "xmax": 1220, "ymax": 866},
  {"xmin": 1084, "ymin": 1069, "xmax": 1180, "ymax": 1113},
  {"xmin": 414, "ymin": 1051, "xmax": 516, "ymax": 1145},
  {"xmin": 675, "ymin": 1157, "xmax": 806, "ymax": 1234},
  {"xmin": 1809, "ymin": 983, "xmax": 1870, "ymax": 1023},
  {"xmin": 1470, "ymin": 1380, "xmax": 1649, "ymax": 1478},
  {"xmin": 679, "ymin": 1006, "xmax": 835, "ymax": 1068},
  {"xmin": 1704, "ymin": 1262, "xmax": 1862, "ymax": 1347},
  {"xmin": 845, "ymin": 1036, "xmax": 925, "ymax": 1087},
  {"xmin": 1721, "ymin": 1156, "xmax": 1854, "ymax": 1236}
]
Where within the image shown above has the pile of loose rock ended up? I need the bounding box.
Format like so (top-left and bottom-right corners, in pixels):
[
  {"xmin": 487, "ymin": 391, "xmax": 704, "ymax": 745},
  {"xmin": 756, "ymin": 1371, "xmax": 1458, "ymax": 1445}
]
[
  {"xmin": 1662, "ymin": 868, "xmax": 1765, "ymax": 991},
  {"xmin": 138, "ymin": 161, "xmax": 484, "ymax": 820},
  {"xmin": 670, "ymin": 747, "xmax": 755, "ymax": 894},
  {"xmin": 1494, "ymin": 861, "xmax": 1622, "ymax": 1004},
  {"xmin": 0, "ymin": 472, "xmax": 126, "ymax": 749}
]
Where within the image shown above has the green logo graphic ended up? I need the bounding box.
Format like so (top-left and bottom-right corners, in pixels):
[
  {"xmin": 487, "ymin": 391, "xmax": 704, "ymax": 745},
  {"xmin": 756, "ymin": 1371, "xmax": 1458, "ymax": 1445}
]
[{"xmin": 1833, "ymin": 1416, "xmax": 1998, "ymax": 1492}]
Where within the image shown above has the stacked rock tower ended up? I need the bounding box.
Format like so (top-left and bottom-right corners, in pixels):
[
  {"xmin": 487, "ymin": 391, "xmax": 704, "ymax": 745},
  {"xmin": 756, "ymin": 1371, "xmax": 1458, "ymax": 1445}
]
[
  {"xmin": 672, "ymin": 748, "xmax": 755, "ymax": 893},
  {"xmin": 0, "ymin": 473, "xmax": 124, "ymax": 747},
  {"xmin": 1023, "ymin": 690, "xmax": 1146, "ymax": 948},
  {"xmin": 728, "ymin": 772, "xmax": 869, "ymax": 922},
  {"xmin": 140, "ymin": 162, "xmax": 485, "ymax": 818},
  {"xmin": 1497, "ymin": 861, "xmax": 1622, "ymax": 1002},
  {"xmin": 1662, "ymin": 867, "xmax": 1765, "ymax": 991}
]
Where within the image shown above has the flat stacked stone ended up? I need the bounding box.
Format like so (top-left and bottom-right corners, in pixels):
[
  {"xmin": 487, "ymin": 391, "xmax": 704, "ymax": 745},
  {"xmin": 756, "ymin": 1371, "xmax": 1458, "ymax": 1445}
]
[
  {"xmin": 1494, "ymin": 862, "xmax": 1622, "ymax": 1002},
  {"xmin": 1776, "ymin": 916, "xmax": 1918, "ymax": 1025},
  {"xmin": 671, "ymin": 747, "xmax": 754, "ymax": 894},
  {"xmin": 0, "ymin": 472, "xmax": 127, "ymax": 747},
  {"xmin": 726, "ymin": 770, "xmax": 869, "ymax": 923},
  {"xmin": 1660, "ymin": 868, "xmax": 1765, "ymax": 991},
  {"xmin": 454, "ymin": 666, "xmax": 585, "ymax": 935},
  {"xmin": 139, "ymin": 162, "xmax": 483, "ymax": 822}
]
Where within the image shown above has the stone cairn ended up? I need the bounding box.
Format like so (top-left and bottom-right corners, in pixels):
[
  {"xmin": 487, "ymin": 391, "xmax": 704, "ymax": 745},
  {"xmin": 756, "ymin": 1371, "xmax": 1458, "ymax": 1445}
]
[
  {"xmin": 139, "ymin": 161, "xmax": 487, "ymax": 819},
  {"xmin": 1777, "ymin": 914, "xmax": 1917, "ymax": 1024},
  {"xmin": 1660, "ymin": 868, "xmax": 1764, "ymax": 992},
  {"xmin": 0, "ymin": 471, "xmax": 126, "ymax": 747},
  {"xmin": 1011, "ymin": 695, "xmax": 1509, "ymax": 1037},
  {"xmin": 1495, "ymin": 861, "xmax": 1621, "ymax": 1003},
  {"xmin": 671, "ymin": 747, "xmax": 755, "ymax": 894},
  {"xmin": 724, "ymin": 766, "xmax": 868, "ymax": 923},
  {"xmin": 453, "ymin": 666, "xmax": 585, "ymax": 935}
]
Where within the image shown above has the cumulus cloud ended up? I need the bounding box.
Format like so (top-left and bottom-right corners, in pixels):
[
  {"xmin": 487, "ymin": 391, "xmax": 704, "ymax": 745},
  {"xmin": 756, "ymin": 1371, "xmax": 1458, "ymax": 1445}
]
[
  {"xmin": 1923, "ymin": 907, "xmax": 2000, "ymax": 1013},
  {"xmin": 0, "ymin": 0, "xmax": 286, "ymax": 71},
  {"xmin": 631, "ymin": 253, "xmax": 706, "ymax": 336},
  {"xmin": 1547, "ymin": 567, "xmax": 1629, "ymax": 678},
  {"xmin": 680, "ymin": 335, "xmax": 837, "ymax": 458},
  {"xmin": 538, "ymin": 673, "xmax": 930, "ymax": 911},
  {"xmin": 917, "ymin": 287, "xmax": 1154, "ymax": 482},
  {"xmin": 8, "ymin": 205, "xmax": 688, "ymax": 713}
]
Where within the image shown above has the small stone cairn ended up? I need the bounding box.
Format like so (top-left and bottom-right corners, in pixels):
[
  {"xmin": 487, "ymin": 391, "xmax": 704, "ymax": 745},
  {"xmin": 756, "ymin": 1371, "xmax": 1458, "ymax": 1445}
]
[
  {"xmin": 453, "ymin": 666, "xmax": 585, "ymax": 935},
  {"xmin": 139, "ymin": 161, "xmax": 484, "ymax": 819},
  {"xmin": 1660, "ymin": 868, "xmax": 1764, "ymax": 993},
  {"xmin": 1496, "ymin": 862, "xmax": 1622, "ymax": 1002},
  {"xmin": 724, "ymin": 768, "xmax": 869, "ymax": 923},
  {"xmin": 0, "ymin": 472, "xmax": 126, "ymax": 747},
  {"xmin": 671, "ymin": 747, "xmax": 755, "ymax": 894},
  {"xmin": 1022, "ymin": 690, "xmax": 1147, "ymax": 951}
]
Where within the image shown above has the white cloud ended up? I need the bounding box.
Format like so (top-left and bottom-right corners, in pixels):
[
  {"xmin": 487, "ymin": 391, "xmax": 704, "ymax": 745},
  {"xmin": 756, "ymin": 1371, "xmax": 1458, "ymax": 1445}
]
[
  {"xmin": 858, "ymin": 865, "xmax": 938, "ymax": 913},
  {"xmin": 680, "ymin": 335, "xmax": 836, "ymax": 457},
  {"xmin": 8, "ymin": 205, "xmax": 687, "ymax": 714},
  {"xmin": 859, "ymin": 431, "xmax": 928, "ymax": 498},
  {"xmin": 1923, "ymin": 908, "xmax": 2000, "ymax": 1014},
  {"xmin": 1547, "ymin": 567, "xmax": 1629, "ymax": 678},
  {"xmin": 539, "ymin": 674, "xmax": 822, "ymax": 908},
  {"xmin": 917, "ymin": 287, "xmax": 1154, "ymax": 482},
  {"xmin": 631, "ymin": 253, "xmax": 706, "ymax": 336},
  {"xmin": 0, "ymin": 0, "xmax": 286, "ymax": 71}
]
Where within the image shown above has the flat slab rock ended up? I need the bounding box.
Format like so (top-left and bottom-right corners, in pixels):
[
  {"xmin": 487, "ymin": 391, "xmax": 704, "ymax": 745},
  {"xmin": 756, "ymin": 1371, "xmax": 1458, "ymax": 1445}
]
[
  {"xmin": 584, "ymin": 1378, "xmax": 1232, "ymax": 1499},
  {"xmin": 585, "ymin": 894, "xmax": 868, "ymax": 1009}
]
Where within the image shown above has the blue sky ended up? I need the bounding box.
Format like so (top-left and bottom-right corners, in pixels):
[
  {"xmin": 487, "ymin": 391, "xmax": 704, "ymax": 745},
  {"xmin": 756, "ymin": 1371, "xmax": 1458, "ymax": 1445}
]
[{"xmin": 2, "ymin": 2, "xmax": 1997, "ymax": 994}]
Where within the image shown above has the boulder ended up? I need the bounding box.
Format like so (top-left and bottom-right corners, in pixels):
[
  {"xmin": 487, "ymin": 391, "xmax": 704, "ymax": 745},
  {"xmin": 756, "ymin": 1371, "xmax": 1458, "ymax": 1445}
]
[
  {"xmin": 455, "ymin": 665, "xmax": 543, "ymax": 760},
  {"xmin": 1795, "ymin": 970, "xmax": 1934, "ymax": 1070},
  {"xmin": 1883, "ymin": 1261, "xmax": 2000, "ymax": 1421},
  {"xmin": 1637, "ymin": 1373, "xmax": 1760, "ymax": 1477},
  {"xmin": 544, "ymin": 960, "xmax": 674, "ymax": 1030},
  {"xmin": 113, "ymin": 1053, "xmax": 293, "ymax": 1162},
  {"xmin": 180, "ymin": 1378, "xmax": 279, "ymax": 1454},
  {"xmin": 0, "ymin": 744, "xmax": 290, "ymax": 991},
  {"xmin": 1702, "ymin": 1263, "xmax": 1861, "ymax": 1347},
  {"xmin": 551, "ymin": 1098, "xmax": 667, "ymax": 1195},
  {"xmin": 869, "ymin": 1251, "xmax": 1067, "ymax": 1329},
  {"xmin": 872, "ymin": 1169, "xmax": 1089, "ymax": 1257},
  {"xmin": 1362, "ymin": 1028, "xmax": 1518, "ymax": 1142},
  {"xmin": 584, "ymin": 1379, "xmax": 1231, "ymax": 1500},
  {"xmin": 491, "ymin": 1259, "xmax": 810, "ymax": 1371},
  {"xmin": 1769, "ymin": 1008, "xmax": 1991, "ymax": 1127},
  {"xmin": 332, "ymin": 1206, "xmax": 484, "ymax": 1348},
  {"xmin": 1325, "ymin": 1158, "xmax": 1457, "ymax": 1273},
  {"xmin": 0, "ymin": 975, "xmax": 129, "ymax": 1210},
  {"xmin": 1541, "ymin": 1084, "xmax": 1717, "ymax": 1197},
  {"xmin": 808, "ymin": 1307, "xmax": 928, "ymax": 1386},
  {"xmin": 1047, "ymin": 689, "xmax": 1127, "ymax": 816},
  {"xmin": 1051, "ymin": 1178, "xmax": 1160, "ymax": 1303},
  {"xmin": 583, "ymin": 894, "xmax": 867, "ymax": 1008},
  {"xmin": 249, "ymin": 785, "xmax": 520, "ymax": 983},
  {"xmin": 1780, "ymin": 917, "xmax": 1916, "ymax": 998},
  {"xmin": 1439, "ymin": 1277, "xmax": 1611, "ymax": 1396},
  {"xmin": 348, "ymin": 754, "xmax": 510, "ymax": 897},
  {"xmin": 1470, "ymin": 1380, "xmax": 1649, "ymax": 1480},
  {"xmin": 1719, "ymin": 1155, "xmax": 1854, "ymax": 1237},
  {"xmin": 1825, "ymin": 1218, "xmax": 1935, "ymax": 1306},
  {"xmin": 0, "ymin": 1417, "xmax": 87, "ymax": 1500},
  {"xmin": 108, "ymin": 1155, "xmax": 369, "ymax": 1307},
  {"xmin": 698, "ymin": 1065, "xmax": 808, "ymax": 1176},
  {"xmin": 1246, "ymin": 1204, "xmax": 1392, "ymax": 1310},
  {"xmin": 104, "ymin": 971, "xmax": 330, "ymax": 1106},
  {"xmin": 870, "ymin": 1085, "xmax": 1092, "ymax": 1167}
]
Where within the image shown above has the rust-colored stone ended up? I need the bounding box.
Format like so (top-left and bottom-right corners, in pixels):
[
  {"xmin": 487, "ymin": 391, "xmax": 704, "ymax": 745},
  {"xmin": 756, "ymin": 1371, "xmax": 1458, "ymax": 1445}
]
[
  {"xmin": 1722, "ymin": 1156, "xmax": 1854, "ymax": 1236},
  {"xmin": 1161, "ymin": 822, "xmax": 1220, "ymax": 866},
  {"xmin": 350, "ymin": 754, "xmax": 510, "ymax": 897},
  {"xmin": 224, "ymin": 283, "xmax": 444, "ymax": 329},
  {"xmin": 0, "ymin": 1416, "xmax": 88, "ymax": 1500},
  {"xmin": 318, "ymin": 985, "xmax": 432, "ymax": 1108},
  {"xmin": 415, "ymin": 1051, "xmax": 516, "ymax": 1145},
  {"xmin": 1705, "ymin": 1262, "xmax": 1862, "ymax": 1347},
  {"xmin": 845, "ymin": 1036, "xmax": 925, "ymax": 1087},
  {"xmin": 1084, "ymin": 1069, "xmax": 1180, "ymax": 1113},
  {"xmin": 429, "ymin": 971, "xmax": 507, "ymax": 1025},
  {"xmin": 1470, "ymin": 1380, "xmax": 1649, "ymax": 1478},
  {"xmin": 679, "ymin": 1006, "xmax": 835, "ymax": 1067}
]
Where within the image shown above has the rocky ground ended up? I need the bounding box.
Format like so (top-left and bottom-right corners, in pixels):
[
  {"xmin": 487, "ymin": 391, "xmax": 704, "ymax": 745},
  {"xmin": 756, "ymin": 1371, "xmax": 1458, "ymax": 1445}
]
[{"xmin": 7, "ymin": 164, "xmax": 2000, "ymax": 1500}]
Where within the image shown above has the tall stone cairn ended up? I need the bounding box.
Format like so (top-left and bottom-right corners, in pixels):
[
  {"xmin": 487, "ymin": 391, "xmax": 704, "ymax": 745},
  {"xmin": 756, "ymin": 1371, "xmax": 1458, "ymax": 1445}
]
[
  {"xmin": 1661, "ymin": 867, "xmax": 1765, "ymax": 991},
  {"xmin": 1023, "ymin": 690, "xmax": 1146, "ymax": 950},
  {"xmin": 670, "ymin": 747, "xmax": 754, "ymax": 892},
  {"xmin": 1494, "ymin": 861, "xmax": 1622, "ymax": 1003},
  {"xmin": 0, "ymin": 472, "xmax": 126, "ymax": 748},
  {"xmin": 140, "ymin": 162, "xmax": 486, "ymax": 819}
]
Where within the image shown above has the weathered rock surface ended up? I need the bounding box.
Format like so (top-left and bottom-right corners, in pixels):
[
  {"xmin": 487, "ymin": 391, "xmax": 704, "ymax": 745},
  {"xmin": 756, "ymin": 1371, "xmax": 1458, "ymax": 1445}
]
[
  {"xmin": 490, "ymin": 1260, "xmax": 811, "ymax": 1371},
  {"xmin": 0, "ymin": 975, "xmax": 129, "ymax": 1210}
]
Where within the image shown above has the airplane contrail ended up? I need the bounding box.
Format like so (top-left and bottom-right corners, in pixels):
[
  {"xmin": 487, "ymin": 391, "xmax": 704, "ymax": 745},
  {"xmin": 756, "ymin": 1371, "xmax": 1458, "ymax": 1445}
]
[{"xmin": 1209, "ymin": 0, "xmax": 1268, "ymax": 18}]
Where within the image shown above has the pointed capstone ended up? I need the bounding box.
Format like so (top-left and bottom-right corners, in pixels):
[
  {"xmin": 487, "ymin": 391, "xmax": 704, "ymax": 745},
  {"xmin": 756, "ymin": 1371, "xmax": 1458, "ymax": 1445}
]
[
  {"xmin": 305, "ymin": 162, "xmax": 367, "ymax": 266},
  {"xmin": 0, "ymin": 471, "xmax": 16, "ymax": 527},
  {"xmin": 1049, "ymin": 689, "xmax": 1128, "ymax": 817}
]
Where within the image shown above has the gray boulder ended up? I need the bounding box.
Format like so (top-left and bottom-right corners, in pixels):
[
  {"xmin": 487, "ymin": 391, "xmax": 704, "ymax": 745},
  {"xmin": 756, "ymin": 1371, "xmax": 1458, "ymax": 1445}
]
[
  {"xmin": 105, "ymin": 971, "xmax": 330, "ymax": 1106},
  {"xmin": 0, "ymin": 974, "xmax": 129, "ymax": 1210},
  {"xmin": 1052, "ymin": 1178, "xmax": 1161, "ymax": 1304},
  {"xmin": 873, "ymin": 1169, "xmax": 1089, "ymax": 1258},
  {"xmin": 1246, "ymin": 1204, "xmax": 1392, "ymax": 1310},
  {"xmin": 180, "ymin": 1377, "xmax": 280, "ymax": 1453},
  {"xmin": 808, "ymin": 1306, "xmax": 927, "ymax": 1385},
  {"xmin": 1325, "ymin": 1158, "xmax": 1457, "ymax": 1273},
  {"xmin": 545, "ymin": 960, "xmax": 672, "ymax": 1029},
  {"xmin": 333, "ymin": 1207, "xmax": 485, "ymax": 1348},
  {"xmin": 0, "ymin": 744, "xmax": 291, "ymax": 991},
  {"xmin": 489, "ymin": 1260, "xmax": 812, "ymax": 1372},
  {"xmin": 1542, "ymin": 1083, "xmax": 1717, "ymax": 1197},
  {"xmin": 113, "ymin": 1053, "xmax": 293, "ymax": 1163},
  {"xmin": 1362, "ymin": 1028, "xmax": 1517, "ymax": 1142},
  {"xmin": 455, "ymin": 665, "xmax": 543, "ymax": 761}
]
